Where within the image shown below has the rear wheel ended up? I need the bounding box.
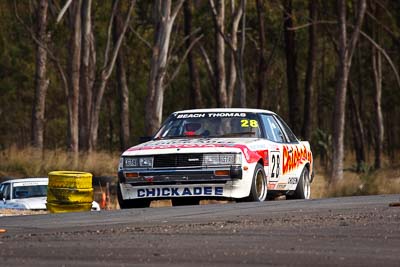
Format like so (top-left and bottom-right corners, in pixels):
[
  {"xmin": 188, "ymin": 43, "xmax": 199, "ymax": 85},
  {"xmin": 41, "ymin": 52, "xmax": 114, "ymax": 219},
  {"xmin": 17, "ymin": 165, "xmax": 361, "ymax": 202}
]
[
  {"xmin": 117, "ymin": 184, "xmax": 151, "ymax": 209},
  {"xmin": 287, "ymin": 167, "xmax": 311, "ymax": 200},
  {"xmin": 247, "ymin": 163, "xmax": 267, "ymax": 202}
]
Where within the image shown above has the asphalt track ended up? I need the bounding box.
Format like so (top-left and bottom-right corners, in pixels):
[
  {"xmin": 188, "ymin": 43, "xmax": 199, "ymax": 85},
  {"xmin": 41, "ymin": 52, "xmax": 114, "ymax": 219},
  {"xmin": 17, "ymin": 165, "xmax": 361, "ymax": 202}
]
[{"xmin": 0, "ymin": 194, "xmax": 399, "ymax": 266}]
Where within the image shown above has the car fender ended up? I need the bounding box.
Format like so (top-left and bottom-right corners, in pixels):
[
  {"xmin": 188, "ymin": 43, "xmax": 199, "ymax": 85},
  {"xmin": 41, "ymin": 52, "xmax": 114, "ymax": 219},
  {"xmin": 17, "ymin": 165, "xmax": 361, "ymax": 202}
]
[
  {"xmin": 230, "ymin": 161, "xmax": 260, "ymax": 198},
  {"xmin": 229, "ymin": 144, "xmax": 265, "ymax": 198}
]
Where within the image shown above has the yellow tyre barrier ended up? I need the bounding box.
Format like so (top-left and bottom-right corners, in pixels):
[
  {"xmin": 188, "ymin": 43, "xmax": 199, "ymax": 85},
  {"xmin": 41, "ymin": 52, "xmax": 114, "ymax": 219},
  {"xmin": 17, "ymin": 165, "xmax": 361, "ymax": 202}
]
[
  {"xmin": 47, "ymin": 171, "xmax": 93, "ymax": 213},
  {"xmin": 46, "ymin": 202, "xmax": 93, "ymax": 213},
  {"xmin": 47, "ymin": 188, "xmax": 94, "ymax": 203},
  {"xmin": 48, "ymin": 171, "xmax": 92, "ymax": 189}
]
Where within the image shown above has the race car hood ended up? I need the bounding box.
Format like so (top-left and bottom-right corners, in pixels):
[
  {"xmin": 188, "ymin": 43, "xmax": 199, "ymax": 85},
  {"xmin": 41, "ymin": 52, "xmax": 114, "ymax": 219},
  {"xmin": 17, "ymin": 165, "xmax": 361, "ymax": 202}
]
[
  {"xmin": 123, "ymin": 138, "xmax": 268, "ymax": 163},
  {"xmin": 125, "ymin": 138, "xmax": 262, "ymax": 153},
  {"xmin": 5, "ymin": 197, "xmax": 47, "ymax": 210}
]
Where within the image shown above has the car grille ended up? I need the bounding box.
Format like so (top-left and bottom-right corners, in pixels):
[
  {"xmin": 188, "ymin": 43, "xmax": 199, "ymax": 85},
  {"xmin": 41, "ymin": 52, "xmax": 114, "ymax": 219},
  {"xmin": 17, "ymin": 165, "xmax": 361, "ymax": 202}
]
[{"xmin": 153, "ymin": 154, "xmax": 204, "ymax": 168}]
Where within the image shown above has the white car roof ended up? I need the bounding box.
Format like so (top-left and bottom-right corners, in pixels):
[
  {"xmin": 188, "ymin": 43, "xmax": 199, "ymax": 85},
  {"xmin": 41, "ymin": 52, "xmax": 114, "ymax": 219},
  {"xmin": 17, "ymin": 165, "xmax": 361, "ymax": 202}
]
[
  {"xmin": 1, "ymin": 178, "xmax": 48, "ymax": 184},
  {"xmin": 173, "ymin": 108, "xmax": 276, "ymax": 115}
]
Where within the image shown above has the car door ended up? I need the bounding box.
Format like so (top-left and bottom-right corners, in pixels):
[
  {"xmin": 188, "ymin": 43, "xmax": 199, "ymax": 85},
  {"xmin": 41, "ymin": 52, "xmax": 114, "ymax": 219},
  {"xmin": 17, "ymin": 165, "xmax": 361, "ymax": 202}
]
[
  {"xmin": 274, "ymin": 115, "xmax": 301, "ymax": 184},
  {"xmin": 259, "ymin": 114, "xmax": 286, "ymax": 189}
]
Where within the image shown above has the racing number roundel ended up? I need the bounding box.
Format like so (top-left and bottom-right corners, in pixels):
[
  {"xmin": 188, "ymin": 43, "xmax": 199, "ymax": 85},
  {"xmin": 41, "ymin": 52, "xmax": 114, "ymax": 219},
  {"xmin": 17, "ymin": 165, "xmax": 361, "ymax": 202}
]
[{"xmin": 270, "ymin": 151, "xmax": 280, "ymax": 180}]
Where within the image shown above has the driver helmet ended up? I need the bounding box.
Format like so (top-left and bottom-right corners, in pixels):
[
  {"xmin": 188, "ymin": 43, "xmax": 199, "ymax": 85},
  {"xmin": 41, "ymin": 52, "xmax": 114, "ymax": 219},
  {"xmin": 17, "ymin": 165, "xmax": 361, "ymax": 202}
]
[{"xmin": 184, "ymin": 122, "xmax": 202, "ymax": 136}]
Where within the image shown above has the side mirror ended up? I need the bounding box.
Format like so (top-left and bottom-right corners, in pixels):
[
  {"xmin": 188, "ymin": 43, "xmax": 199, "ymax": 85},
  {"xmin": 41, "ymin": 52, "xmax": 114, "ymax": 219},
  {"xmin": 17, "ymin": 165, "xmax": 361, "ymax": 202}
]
[{"xmin": 0, "ymin": 192, "xmax": 5, "ymax": 203}]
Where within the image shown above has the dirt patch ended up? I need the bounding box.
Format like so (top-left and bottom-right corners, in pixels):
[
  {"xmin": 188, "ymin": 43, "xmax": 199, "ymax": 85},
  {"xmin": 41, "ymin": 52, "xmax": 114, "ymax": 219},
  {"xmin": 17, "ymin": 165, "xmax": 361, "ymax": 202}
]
[{"xmin": 0, "ymin": 209, "xmax": 47, "ymax": 217}]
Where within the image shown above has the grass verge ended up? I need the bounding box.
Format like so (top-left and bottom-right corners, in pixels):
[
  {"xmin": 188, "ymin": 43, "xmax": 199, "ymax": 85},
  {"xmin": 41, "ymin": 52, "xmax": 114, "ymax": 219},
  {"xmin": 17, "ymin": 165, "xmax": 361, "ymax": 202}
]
[
  {"xmin": 0, "ymin": 146, "xmax": 119, "ymax": 179},
  {"xmin": 312, "ymin": 166, "xmax": 400, "ymax": 198}
]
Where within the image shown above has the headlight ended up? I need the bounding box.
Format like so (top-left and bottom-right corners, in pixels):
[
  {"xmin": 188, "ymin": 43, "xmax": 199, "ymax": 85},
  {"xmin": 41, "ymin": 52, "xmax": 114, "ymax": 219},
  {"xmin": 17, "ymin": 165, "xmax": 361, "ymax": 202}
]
[
  {"xmin": 203, "ymin": 154, "xmax": 220, "ymax": 165},
  {"xmin": 203, "ymin": 153, "xmax": 241, "ymax": 165},
  {"xmin": 219, "ymin": 154, "xmax": 235, "ymax": 164},
  {"xmin": 123, "ymin": 157, "xmax": 153, "ymax": 168},
  {"xmin": 124, "ymin": 157, "xmax": 138, "ymax": 167},
  {"xmin": 139, "ymin": 157, "xmax": 153, "ymax": 167}
]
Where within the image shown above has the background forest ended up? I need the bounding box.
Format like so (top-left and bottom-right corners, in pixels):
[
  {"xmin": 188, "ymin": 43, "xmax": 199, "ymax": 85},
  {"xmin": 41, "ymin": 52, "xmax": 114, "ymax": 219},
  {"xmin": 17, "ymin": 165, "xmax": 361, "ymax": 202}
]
[{"xmin": 0, "ymin": 0, "xmax": 399, "ymax": 193}]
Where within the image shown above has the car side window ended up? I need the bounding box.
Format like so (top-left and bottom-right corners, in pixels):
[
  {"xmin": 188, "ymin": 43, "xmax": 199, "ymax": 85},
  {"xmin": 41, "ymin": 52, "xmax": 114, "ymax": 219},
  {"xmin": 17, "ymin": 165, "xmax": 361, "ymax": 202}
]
[
  {"xmin": 275, "ymin": 115, "xmax": 299, "ymax": 143},
  {"xmin": 260, "ymin": 114, "xmax": 286, "ymax": 143},
  {"xmin": 0, "ymin": 184, "xmax": 11, "ymax": 200}
]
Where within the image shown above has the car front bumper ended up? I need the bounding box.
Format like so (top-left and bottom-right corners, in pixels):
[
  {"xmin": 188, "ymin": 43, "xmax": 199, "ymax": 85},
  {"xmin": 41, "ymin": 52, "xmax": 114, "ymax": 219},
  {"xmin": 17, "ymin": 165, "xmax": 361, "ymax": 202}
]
[{"xmin": 118, "ymin": 166, "xmax": 242, "ymax": 185}]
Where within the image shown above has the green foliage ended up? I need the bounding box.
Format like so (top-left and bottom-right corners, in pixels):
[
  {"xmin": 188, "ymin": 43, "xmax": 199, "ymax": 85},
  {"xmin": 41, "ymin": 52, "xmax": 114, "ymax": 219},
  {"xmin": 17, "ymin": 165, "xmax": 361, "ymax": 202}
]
[
  {"xmin": 359, "ymin": 161, "xmax": 373, "ymax": 174},
  {"xmin": 313, "ymin": 128, "xmax": 332, "ymax": 168}
]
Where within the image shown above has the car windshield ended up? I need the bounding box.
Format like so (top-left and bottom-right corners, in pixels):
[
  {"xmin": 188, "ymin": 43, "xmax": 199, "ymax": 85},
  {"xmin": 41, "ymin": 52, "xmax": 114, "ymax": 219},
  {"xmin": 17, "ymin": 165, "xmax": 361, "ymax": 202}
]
[
  {"xmin": 13, "ymin": 185, "xmax": 47, "ymax": 199},
  {"xmin": 154, "ymin": 112, "xmax": 262, "ymax": 139}
]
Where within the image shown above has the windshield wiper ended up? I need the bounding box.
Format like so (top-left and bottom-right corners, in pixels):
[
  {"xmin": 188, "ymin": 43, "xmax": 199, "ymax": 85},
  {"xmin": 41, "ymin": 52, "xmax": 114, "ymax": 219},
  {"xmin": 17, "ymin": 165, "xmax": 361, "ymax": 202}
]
[
  {"xmin": 162, "ymin": 135, "xmax": 203, "ymax": 139},
  {"xmin": 220, "ymin": 132, "xmax": 256, "ymax": 137}
]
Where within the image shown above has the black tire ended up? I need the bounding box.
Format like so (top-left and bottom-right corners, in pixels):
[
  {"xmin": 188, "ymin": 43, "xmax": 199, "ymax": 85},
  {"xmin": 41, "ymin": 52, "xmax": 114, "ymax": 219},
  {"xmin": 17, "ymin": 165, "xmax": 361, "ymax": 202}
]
[
  {"xmin": 247, "ymin": 163, "xmax": 268, "ymax": 202},
  {"xmin": 117, "ymin": 184, "xmax": 151, "ymax": 209},
  {"xmin": 287, "ymin": 167, "xmax": 311, "ymax": 200},
  {"xmin": 171, "ymin": 197, "xmax": 200, "ymax": 206}
]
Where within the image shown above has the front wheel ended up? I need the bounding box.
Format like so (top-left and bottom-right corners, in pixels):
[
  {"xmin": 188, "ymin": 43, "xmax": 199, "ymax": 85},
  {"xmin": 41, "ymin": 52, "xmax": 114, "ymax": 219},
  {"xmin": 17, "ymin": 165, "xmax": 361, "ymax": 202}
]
[
  {"xmin": 287, "ymin": 167, "xmax": 311, "ymax": 200},
  {"xmin": 117, "ymin": 184, "xmax": 151, "ymax": 209},
  {"xmin": 247, "ymin": 163, "xmax": 268, "ymax": 202}
]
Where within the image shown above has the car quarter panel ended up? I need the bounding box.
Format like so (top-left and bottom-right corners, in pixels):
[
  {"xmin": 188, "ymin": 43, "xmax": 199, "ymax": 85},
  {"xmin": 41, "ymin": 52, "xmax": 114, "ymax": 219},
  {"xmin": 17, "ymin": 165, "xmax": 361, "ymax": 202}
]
[{"xmin": 279, "ymin": 141, "xmax": 313, "ymax": 191}]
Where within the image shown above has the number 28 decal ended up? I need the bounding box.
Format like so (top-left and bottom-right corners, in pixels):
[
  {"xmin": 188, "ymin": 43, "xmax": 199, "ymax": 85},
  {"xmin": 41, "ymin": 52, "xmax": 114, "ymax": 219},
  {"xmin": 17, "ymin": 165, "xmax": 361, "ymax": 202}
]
[
  {"xmin": 270, "ymin": 151, "xmax": 280, "ymax": 179},
  {"xmin": 241, "ymin": 119, "xmax": 259, "ymax": 128}
]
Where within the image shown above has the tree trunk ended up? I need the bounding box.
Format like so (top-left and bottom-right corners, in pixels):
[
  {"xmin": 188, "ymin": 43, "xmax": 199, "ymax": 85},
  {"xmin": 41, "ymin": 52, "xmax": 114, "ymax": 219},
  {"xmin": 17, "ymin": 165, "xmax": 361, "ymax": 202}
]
[
  {"xmin": 372, "ymin": 47, "xmax": 384, "ymax": 169},
  {"xmin": 209, "ymin": 0, "xmax": 246, "ymax": 108},
  {"xmin": 331, "ymin": 0, "xmax": 367, "ymax": 183},
  {"xmin": 349, "ymin": 85, "xmax": 366, "ymax": 172},
  {"xmin": 79, "ymin": 0, "xmax": 94, "ymax": 151},
  {"xmin": 331, "ymin": 59, "xmax": 348, "ymax": 182},
  {"xmin": 199, "ymin": 44, "xmax": 217, "ymax": 92},
  {"xmin": 317, "ymin": 37, "xmax": 326, "ymax": 131},
  {"xmin": 107, "ymin": 96, "xmax": 115, "ymax": 152},
  {"xmin": 283, "ymin": 0, "xmax": 301, "ymax": 135},
  {"xmin": 144, "ymin": 0, "xmax": 184, "ymax": 135},
  {"xmin": 67, "ymin": 0, "xmax": 82, "ymax": 153},
  {"xmin": 349, "ymin": 100, "xmax": 359, "ymax": 171},
  {"xmin": 371, "ymin": 4, "xmax": 384, "ymax": 169},
  {"xmin": 89, "ymin": 0, "xmax": 135, "ymax": 151},
  {"xmin": 301, "ymin": 0, "xmax": 317, "ymax": 141},
  {"xmin": 31, "ymin": 0, "xmax": 49, "ymax": 150},
  {"xmin": 183, "ymin": 0, "xmax": 203, "ymax": 109},
  {"xmin": 211, "ymin": 0, "xmax": 227, "ymax": 108},
  {"xmin": 227, "ymin": 0, "xmax": 240, "ymax": 107},
  {"xmin": 237, "ymin": 0, "xmax": 246, "ymax": 108},
  {"xmin": 256, "ymin": 0, "xmax": 267, "ymax": 109},
  {"xmin": 114, "ymin": 0, "xmax": 131, "ymax": 151}
]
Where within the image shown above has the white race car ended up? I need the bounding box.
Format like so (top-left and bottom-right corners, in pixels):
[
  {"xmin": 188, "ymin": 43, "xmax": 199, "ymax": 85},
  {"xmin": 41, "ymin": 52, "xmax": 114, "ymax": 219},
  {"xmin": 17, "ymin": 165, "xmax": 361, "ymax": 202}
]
[
  {"xmin": 0, "ymin": 178, "xmax": 48, "ymax": 210},
  {"xmin": 0, "ymin": 178, "xmax": 100, "ymax": 211},
  {"xmin": 117, "ymin": 108, "xmax": 314, "ymax": 208}
]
